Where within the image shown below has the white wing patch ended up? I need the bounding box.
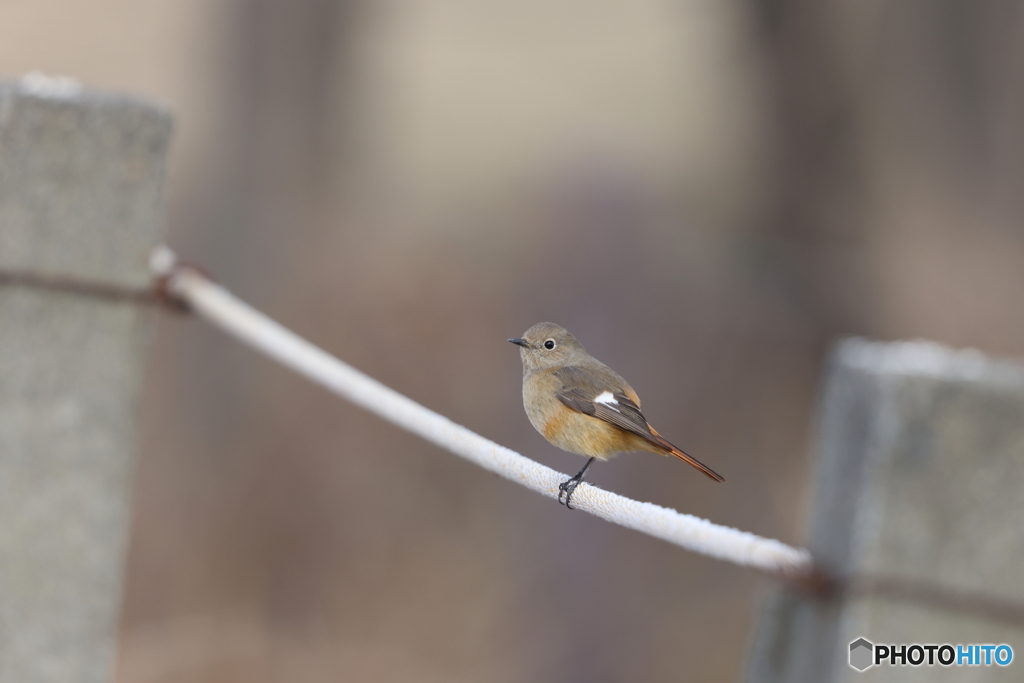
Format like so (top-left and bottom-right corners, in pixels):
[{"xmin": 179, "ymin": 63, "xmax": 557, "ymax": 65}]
[{"xmin": 593, "ymin": 391, "xmax": 621, "ymax": 413}]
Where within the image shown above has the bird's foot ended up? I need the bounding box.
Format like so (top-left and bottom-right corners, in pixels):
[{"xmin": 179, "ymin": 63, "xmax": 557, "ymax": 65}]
[
  {"xmin": 557, "ymin": 474, "xmax": 584, "ymax": 509},
  {"xmin": 557, "ymin": 457, "xmax": 595, "ymax": 510}
]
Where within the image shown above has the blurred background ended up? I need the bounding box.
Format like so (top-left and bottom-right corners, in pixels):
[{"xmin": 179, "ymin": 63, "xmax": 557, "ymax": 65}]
[{"xmin": 4, "ymin": 1, "xmax": 1024, "ymax": 681}]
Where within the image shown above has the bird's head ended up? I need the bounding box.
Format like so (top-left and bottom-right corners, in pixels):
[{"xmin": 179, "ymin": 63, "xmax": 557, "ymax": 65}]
[{"xmin": 508, "ymin": 322, "xmax": 587, "ymax": 372}]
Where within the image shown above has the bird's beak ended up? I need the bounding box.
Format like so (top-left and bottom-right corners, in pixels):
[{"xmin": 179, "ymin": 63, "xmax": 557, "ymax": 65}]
[{"xmin": 508, "ymin": 338, "xmax": 529, "ymax": 348}]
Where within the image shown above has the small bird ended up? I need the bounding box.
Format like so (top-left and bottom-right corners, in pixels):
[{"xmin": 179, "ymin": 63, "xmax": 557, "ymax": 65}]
[{"xmin": 509, "ymin": 322, "xmax": 724, "ymax": 508}]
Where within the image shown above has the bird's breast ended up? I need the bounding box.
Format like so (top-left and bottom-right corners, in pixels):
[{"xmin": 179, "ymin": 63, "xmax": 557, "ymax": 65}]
[{"xmin": 523, "ymin": 371, "xmax": 638, "ymax": 459}]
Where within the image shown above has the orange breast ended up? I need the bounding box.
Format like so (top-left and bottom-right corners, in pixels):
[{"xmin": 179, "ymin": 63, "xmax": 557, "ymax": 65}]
[{"xmin": 542, "ymin": 406, "xmax": 646, "ymax": 459}]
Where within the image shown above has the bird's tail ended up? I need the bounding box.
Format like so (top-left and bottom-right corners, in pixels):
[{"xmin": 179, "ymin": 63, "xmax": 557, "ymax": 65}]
[{"xmin": 648, "ymin": 429, "xmax": 726, "ymax": 482}]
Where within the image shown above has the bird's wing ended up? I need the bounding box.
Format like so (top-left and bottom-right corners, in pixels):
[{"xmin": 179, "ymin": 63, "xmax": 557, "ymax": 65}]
[
  {"xmin": 553, "ymin": 366, "xmax": 656, "ymax": 442},
  {"xmin": 553, "ymin": 365, "xmax": 726, "ymax": 482}
]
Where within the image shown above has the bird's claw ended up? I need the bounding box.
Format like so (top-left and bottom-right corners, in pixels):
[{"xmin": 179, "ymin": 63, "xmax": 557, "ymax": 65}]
[{"xmin": 558, "ymin": 476, "xmax": 582, "ymax": 509}]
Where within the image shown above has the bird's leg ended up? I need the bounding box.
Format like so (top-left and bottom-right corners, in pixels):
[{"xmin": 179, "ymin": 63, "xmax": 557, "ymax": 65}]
[{"xmin": 558, "ymin": 457, "xmax": 595, "ymax": 510}]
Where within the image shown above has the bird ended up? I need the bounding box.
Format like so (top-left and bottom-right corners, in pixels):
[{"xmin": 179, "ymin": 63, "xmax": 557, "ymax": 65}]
[{"xmin": 509, "ymin": 322, "xmax": 724, "ymax": 508}]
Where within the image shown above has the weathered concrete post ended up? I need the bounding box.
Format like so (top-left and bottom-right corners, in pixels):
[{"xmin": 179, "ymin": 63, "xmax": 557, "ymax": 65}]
[
  {"xmin": 0, "ymin": 76, "xmax": 172, "ymax": 683},
  {"xmin": 745, "ymin": 338, "xmax": 1024, "ymax": 682}
]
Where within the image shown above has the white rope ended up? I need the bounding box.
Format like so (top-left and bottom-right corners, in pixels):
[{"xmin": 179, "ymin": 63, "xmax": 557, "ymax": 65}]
[{"xmin": 153, "ymin": 246, "xmax": 812, "ymax": 577}]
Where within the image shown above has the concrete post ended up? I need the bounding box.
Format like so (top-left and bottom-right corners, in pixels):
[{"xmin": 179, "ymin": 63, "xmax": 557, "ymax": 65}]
[
  {"xmin": 745, "ymin": 338, "xmax": 1024, "ymax": 682},
  {"xmin": 0, "ymin": 77, "xmax": 172, "ymax": 683}
]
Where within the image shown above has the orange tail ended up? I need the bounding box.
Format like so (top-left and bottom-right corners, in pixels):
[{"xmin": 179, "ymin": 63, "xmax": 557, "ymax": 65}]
[{"xmin": 648, "ymin": 429, "xmax": 726, "ymax": 482}]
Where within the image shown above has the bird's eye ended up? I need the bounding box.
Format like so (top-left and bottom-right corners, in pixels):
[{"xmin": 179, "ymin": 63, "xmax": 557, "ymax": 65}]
[{"xmin": 544, "ymin": 339, "xmax": 556, "ymax": 350}]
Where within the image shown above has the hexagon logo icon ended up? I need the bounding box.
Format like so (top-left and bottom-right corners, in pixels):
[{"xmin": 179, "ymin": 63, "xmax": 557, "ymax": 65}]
[{"xmin": 849, "ymin": 638, "xmax": 874, "ymax": 671}]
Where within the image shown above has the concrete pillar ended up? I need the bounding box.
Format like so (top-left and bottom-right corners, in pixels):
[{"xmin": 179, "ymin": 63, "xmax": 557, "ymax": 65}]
[
  {"xmin": 0, "ymin": 76, "xmax": 172, "ymax": 683},
  {"xmin": 745, "ymin": 338, "xmax": 1024, "ymax": 682}
]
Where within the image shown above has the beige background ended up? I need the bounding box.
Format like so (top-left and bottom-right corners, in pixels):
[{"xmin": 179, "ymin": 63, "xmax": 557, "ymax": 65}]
[{"xmin": 3, "ymin": 1, "xmax": 1024, "ymax": 681}]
